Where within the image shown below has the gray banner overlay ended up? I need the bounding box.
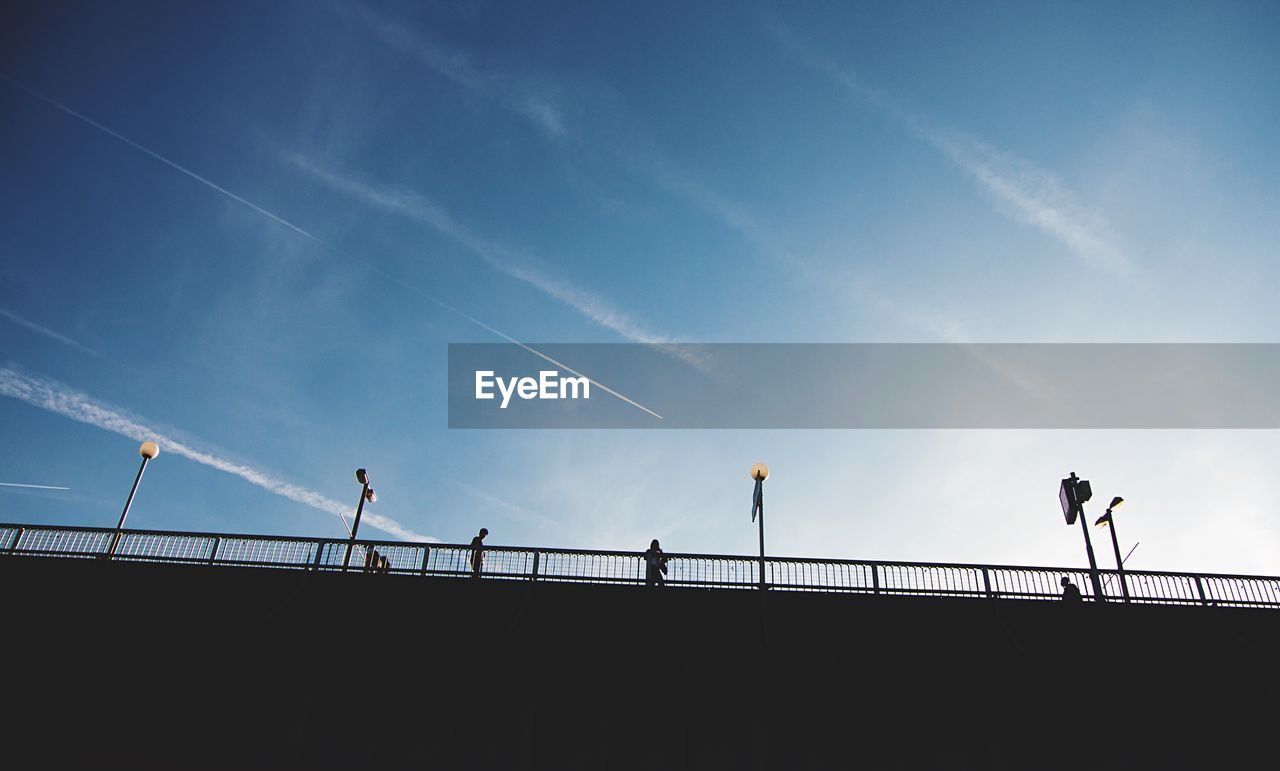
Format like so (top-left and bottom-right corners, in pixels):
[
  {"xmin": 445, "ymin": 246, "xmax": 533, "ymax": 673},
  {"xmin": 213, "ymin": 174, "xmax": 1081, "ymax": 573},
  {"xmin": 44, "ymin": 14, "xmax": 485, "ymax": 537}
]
[{"xmin": 448, "ymin": 344, "xmax": 1280, "ymax": 428}]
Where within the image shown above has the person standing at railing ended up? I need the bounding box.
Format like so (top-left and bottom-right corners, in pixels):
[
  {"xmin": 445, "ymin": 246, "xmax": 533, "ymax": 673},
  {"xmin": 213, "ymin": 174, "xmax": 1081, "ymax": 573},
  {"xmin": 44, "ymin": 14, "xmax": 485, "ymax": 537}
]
[
  {"xmin": 644, "ymin": 539, "xmax": 668, "ymax": 587},
  {"xmin": 470, "ymin": 528, "xmax": 488, "ymax": 577},
  {"xmin": 1061, "ymin": 576, "xmax": 1082, "ymax": 603}
]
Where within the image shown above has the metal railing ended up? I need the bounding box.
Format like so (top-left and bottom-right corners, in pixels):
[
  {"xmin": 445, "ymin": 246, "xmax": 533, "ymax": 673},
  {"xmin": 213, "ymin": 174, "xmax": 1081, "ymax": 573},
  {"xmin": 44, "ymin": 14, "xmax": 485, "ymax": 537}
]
[{"xmin": 2, "ymin": 522, "xmax": 1278, "ymax": 608}]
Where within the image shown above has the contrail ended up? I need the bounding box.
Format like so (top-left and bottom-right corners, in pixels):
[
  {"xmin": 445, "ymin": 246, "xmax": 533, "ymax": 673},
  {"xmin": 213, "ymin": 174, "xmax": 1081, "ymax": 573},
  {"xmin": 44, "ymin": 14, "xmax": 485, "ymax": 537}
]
[
  {"xmin": 0, "ymin": 74, "xmax": 662, "ymax": 420},
  {"xmin": 0, "ymin": 307, "xmax": 104, "ymax": 359},
  {"xmin": 0, "ymin": 75, "xmax": 325, "ymax": 246},
  {"xmin": 0, "ymin": 482, "xmax": 71, "ymax": 490},
  {"xmin": 417, "ymin": 295, "xmax": 664, "ymax": 420},
  {"xmin": 352, "ymin": 261, "xmax": 663, "ymax": 418},
  {"xmin": 0, "ymin": 365, "xmax": 430, "ymax": 541}
]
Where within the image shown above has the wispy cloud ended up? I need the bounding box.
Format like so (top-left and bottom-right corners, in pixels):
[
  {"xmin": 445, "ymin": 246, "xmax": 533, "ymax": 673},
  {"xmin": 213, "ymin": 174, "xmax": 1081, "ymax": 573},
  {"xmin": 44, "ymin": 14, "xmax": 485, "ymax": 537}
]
[
  {"xmin": 918, "ymin": 128, "xmax": 1133, "ymax": 277},
  {"xmin": 0, "ymin": 307, "xmax": 105, "ymax": 359},
  {"xmin": 764, "ymin": 18, "xmax": 1134, "ymax": 278},
  {"xmin": 0, "ymin": 365, "xmax": 431, "ymax": 541},
  {"xmin": 332, "ymin": 1, "xmax": 565, "ymax": 137},
  {"xmin": 293, "ymin": 157, "xmax": 699, "ymax": 368},
  {"xmin": 306, "ymin": 11, "xmax": 992, "ymax": 349},
  {"xmin": 1, "ymin": 75, "xmax": 662, "ymax": 419},
  {"xmin": 328, "ymin": 4, "xmax": 788, "ymax": 287},
  {"xmin": 330, "ymin": 2, "xmax": 816, "ymax": 307},
  {"xmin": 318, "ymin": 6, "xmax": 832, "ymax": 335}
]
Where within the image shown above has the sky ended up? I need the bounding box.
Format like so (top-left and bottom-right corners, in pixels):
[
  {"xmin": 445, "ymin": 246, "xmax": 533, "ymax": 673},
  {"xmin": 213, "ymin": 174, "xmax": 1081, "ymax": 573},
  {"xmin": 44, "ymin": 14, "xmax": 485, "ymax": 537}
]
[{"xmin": 2, "ymin": 0, "xmax": 1280, "ymax": 576}]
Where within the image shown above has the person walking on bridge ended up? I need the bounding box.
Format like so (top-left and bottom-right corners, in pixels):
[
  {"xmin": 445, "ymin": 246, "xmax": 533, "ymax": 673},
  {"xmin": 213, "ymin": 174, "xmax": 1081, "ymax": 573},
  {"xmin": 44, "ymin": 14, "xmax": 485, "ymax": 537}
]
[
  {"xmin": 644, "ymin": 539, "xmax": 669, "ymax": 587},
  {"xmin": 470, "ymin": 528, "xmax": 488, "ymax": 578}
]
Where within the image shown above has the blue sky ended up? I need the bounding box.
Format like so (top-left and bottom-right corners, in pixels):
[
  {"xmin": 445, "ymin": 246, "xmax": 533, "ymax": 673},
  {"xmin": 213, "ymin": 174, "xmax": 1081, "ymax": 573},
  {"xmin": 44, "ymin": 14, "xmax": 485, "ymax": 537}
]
[{"xmin": 2, "ymin": 1, "xmax": 1279, "ymax": 574}]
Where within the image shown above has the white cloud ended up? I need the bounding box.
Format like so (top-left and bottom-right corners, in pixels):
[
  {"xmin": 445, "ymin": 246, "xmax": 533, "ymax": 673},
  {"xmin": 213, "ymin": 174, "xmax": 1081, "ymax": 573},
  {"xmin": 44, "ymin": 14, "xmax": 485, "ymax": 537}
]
[
  {"xmin": 919, "ymin": 128, "xmax": 1134, "ymax": 277},
  {"xmin": 0, "ymin": 365, "xmax": 432, "ymax": 541}
]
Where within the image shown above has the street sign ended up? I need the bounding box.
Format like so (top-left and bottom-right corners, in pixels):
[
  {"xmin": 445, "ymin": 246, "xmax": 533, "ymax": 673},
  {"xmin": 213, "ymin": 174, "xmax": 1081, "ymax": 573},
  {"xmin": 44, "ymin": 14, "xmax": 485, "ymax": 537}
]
[
  {"xmin": 1060, "ymin": 477, "xmax": 1076, "ymax": 525},
  {"xmin": 1060, "ymin": 475, "xmax": 1092, "ymax": 525}
]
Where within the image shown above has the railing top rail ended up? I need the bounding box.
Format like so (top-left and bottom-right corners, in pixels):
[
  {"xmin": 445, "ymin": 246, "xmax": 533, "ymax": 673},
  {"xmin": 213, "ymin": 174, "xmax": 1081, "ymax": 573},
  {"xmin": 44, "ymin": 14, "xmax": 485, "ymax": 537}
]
[{"xmin": 2, "ymin": 522, "xmax": 1277, "ymax": 585}]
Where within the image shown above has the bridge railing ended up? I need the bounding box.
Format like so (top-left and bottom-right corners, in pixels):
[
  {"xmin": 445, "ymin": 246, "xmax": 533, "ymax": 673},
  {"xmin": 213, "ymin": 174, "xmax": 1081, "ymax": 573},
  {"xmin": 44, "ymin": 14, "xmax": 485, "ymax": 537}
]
[{"xmin": 3, "ymin": 522, "xmax": 1277, "ymax": 608}]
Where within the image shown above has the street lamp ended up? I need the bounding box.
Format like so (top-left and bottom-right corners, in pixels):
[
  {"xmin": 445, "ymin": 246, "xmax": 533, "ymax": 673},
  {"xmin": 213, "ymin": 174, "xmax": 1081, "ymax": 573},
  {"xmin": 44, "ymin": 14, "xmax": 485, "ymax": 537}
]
[
  {"xmin": 749, "ymin": 462, "xmax": 769, "ymax": 591},
  {"xmin": 342, "ymin": 468, "xmax": 377, "ymax": 571},
  {"xmin": 107, "ymin": 441, "xmax": 160, "ymax": 558},
  {"xmin": 1058, "ymin": 472, "xmax": 1105, "ymax": 601},
  {"xmin": 1094, "ymin": 496, "xmax": 1129, "ymax": 602}
]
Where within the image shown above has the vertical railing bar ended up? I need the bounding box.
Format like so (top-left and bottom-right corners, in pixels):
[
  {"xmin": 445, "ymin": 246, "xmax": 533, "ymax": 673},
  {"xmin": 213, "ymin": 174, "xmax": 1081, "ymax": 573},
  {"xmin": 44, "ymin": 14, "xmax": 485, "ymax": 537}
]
[{"xmin": 1244, "ymin": 579, "xmax": 1261, "ymax": 606}]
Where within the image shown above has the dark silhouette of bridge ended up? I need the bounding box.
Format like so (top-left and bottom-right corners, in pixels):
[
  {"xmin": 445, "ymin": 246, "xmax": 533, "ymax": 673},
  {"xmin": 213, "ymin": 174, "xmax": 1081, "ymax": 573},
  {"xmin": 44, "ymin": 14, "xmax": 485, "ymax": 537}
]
[{"xmin": 2, "ymin": 522, "xmax": 1278, "ymax": 770}]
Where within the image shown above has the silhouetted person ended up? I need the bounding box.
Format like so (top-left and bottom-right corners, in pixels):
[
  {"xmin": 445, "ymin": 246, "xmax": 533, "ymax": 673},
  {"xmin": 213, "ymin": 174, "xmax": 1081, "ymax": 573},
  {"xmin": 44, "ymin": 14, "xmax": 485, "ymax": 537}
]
[
  {"xmin": 1061, "ymin": 576, "xmax": 1082, "ymax": 603},
  {"xmin": 644, "ymin": 539, "xmax": 668, "ymax": 587},
  {"xmin": 470, "ymin": 528, "xmax": 488, "ymax": 577}
]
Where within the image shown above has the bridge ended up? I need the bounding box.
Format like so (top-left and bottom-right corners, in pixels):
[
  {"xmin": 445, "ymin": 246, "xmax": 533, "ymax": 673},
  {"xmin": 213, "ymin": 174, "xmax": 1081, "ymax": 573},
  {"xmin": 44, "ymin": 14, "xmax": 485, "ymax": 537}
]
[
  {"xmin": 2, "ymin": 521, "xmax": 1278, "ymax": 770},
  {"xmin": 3, "ymin": 521, "xmax": 1278, "ymax": 606}
]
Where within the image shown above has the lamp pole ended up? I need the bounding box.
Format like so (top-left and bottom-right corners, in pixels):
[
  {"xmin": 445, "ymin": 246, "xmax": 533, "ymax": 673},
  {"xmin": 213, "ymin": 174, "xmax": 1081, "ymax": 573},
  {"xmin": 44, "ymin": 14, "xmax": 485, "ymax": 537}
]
[
  {"xmin": 342, "ymin": 468, "xmax": 375, "ymax": 571},
  {"xmin": 750, "ymin": 463, "xmax": 769, "ymax": 591},
  {"xmin": 747, "ymin": 462, "xmax": 773, "ymax": 769},
  {"xmin": 1077, "ymin": 504, "xmax": 1105, "ymax": 600},
  {"xmin": 1095, "ymin": 497, "xmax": 1130, "ymax": 602},
  {"xmin": 107, "ymin": 442, "xmax": 159, "ymax": 558}
]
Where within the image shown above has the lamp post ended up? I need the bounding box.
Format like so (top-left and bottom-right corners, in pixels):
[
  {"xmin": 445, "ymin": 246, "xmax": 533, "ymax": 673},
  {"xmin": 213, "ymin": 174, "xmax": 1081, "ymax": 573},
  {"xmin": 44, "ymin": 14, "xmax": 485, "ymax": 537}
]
[
  {"xmin": 342, "ymin": 468, "xmax": 376, "ymax": 571},
  {"xmin": 1059, "ymin": 471, "xmax": 1105, "ymax": 601},
  {"xmin": 1094, "ymin": 496, "xmax": 1129, "ymax": 603},
  {"xmin": 107, "ymin": 441, "xmax": 159, "ymax": 558},
  {"xmin": 749, "ymin": 463, "xmax": 769, "ymax": 591}
]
